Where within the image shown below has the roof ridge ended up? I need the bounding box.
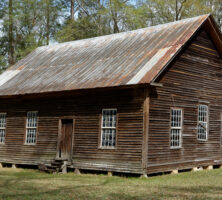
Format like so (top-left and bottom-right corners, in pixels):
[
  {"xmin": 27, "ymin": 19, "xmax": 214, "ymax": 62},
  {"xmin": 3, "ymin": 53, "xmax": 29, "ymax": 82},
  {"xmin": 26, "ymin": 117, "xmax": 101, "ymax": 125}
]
[{"xmin": 38, "ymin": 14, "xmax": 210, "ymax": 50}]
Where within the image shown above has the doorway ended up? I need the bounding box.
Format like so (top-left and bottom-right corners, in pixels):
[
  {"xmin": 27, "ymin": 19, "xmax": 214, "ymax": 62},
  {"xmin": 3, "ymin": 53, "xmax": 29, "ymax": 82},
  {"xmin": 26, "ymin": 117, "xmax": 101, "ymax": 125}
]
[{"xmin": 57, "ymin": 119, "xmax": 73, "ymax": 160}]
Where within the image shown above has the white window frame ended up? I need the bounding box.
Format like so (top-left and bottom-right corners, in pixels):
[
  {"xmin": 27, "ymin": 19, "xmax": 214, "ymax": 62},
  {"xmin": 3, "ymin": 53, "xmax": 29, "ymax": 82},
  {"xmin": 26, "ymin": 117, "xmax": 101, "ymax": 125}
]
[
  {"xmin": 25, "ymin": 111, "xmax": 38, "ymax": 145},
  {"xmin": 0, "ymin": 113, "xmax": 6, "ymax": 144},
  {"xmin": 197, "ymin": 105, "xmax": 208, "ymax": 141},
  {"xmin": 170, "ymin": 108, "xmax": 182, "ymax": 148},
  {"xmin": 100, "ymin": 108, "xmax": 117, "ymax": 149}
]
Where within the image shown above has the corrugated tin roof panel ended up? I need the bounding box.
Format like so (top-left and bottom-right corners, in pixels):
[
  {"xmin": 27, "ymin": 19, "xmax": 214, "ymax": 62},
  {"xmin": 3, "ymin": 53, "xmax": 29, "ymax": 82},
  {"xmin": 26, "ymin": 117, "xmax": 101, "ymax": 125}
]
[{"xmin": 0, "ymin": 14, "xmax": 213, "ymax": 96}]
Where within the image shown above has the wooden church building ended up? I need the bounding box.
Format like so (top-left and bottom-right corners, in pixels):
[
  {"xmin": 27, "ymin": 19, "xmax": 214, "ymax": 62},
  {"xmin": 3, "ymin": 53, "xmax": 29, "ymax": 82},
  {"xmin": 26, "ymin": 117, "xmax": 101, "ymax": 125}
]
[{"xmin": 0, "ymin": 14, "xmax": 221, "ymax": 176}]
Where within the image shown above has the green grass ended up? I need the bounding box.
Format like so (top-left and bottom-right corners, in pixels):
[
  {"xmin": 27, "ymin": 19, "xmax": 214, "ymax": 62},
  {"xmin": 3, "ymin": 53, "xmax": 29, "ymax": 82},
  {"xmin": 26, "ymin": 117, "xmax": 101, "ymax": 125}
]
[{"xmin": 0, "ymin": 168, "xmax": 222, "ymax": 200}]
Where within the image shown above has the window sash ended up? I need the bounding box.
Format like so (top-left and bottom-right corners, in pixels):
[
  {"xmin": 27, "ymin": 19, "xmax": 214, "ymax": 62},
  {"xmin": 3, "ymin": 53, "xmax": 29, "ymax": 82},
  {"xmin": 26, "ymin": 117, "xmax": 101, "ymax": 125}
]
[
  {"xmin": 101, "ymin": 109, "xmax": 117, "ymax": 148},
  {"xmin": 101, "ymin": 129, "xmax": 116, "ymax": 148},
  {"xmin": 27, "ymin": 111, "xmax": 38, "ymax": 128},
  {"xmin": 170, "ymin": 108, "xmax": 182, "ymax": 148},
  {"xmin": 170, "ymin": 129, "xmax": 181, "ymax": 148},
  {"xmin": 26, "ymin": 128, "xmax": 37, "ymax": 144},
  {"xmin": 0, "ymin": 129, "xmax": 6, "ymax": 144},
  {"xmin": 25, "ymin": 111, "xmax": 38, "ymax": 145}
]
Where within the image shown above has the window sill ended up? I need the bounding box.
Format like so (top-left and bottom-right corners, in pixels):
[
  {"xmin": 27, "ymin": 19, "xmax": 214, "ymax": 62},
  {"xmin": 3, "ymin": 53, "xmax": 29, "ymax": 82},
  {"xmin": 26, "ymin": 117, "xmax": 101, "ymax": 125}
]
[
  {"xmin": 98, "ymin": 147, "xmax": 117, "ymax": 151},
  {"xmin": 24, "ymin": 143, "xmax": 36, "ymax": 146},
  {"xmin": 197, "ymin": 139, "xmax": 208, "ymax": 142},
  {"xmin": 170, "ymin": 147, "xmax": 182, "ymax": 150}
]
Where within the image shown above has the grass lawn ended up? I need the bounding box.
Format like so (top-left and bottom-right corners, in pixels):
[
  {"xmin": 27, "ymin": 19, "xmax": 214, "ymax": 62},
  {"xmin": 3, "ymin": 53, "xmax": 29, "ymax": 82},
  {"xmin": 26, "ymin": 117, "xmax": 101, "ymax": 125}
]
[{"xmin": 0, "ymin": 168, "xmax": 222, "ymax": 200}]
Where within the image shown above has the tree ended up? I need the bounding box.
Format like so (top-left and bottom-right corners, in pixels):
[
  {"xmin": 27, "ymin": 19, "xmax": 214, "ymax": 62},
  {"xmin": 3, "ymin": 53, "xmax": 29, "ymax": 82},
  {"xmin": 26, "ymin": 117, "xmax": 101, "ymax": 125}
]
[
  {"xmin": 56, "ymin": 0, "xmax": 138, "ymax": 42},
  {"xmin": 56, "ymin": 0, "xmax": 107, "ymax": 42},
  {"xmin": 136, "ymin": 0, "xmax": 217, "ymax": 26},
  {"xmin": 8, "ymin": 0, "xmax": 14, "ymax": 65},
  {"xmin": 208, "ymin": 0, "xmax": 222, "ymax": 31},
  {"xmin": 0, "ymin": 0, "xmax": 7, "ymax": 19},
  {"xmin": 105, "ymin": 0, "xmax": 136, "ymax": 33},
  {"xmin": 39, "ymin": 0, "xmax": 63, "ymax": 45},
  {"xmin": 71, "ymin": 0, "xmax": 75, "ymax": 20},
  {"xmin": 0, "ymin": 0, "xmax": 63, "ymax": 71}
]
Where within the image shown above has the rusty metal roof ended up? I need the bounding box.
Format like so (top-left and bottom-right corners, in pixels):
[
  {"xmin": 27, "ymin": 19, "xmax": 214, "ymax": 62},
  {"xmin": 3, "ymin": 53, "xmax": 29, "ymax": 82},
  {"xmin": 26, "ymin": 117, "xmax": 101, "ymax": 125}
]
[{"xmin": 0, "ymin": 14, "xmax": 220, "ymax": 96}]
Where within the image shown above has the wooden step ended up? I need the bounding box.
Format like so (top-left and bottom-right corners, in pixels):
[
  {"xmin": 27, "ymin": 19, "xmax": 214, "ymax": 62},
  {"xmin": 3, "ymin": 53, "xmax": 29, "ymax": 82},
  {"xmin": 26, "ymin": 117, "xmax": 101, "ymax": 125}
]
[
  {"xmin": 51, "ymin": 163, "xmax": 62, "ymax": 167},
  {"xmin": 38, "ymin": 159, "xmax": 67, "ymax": 173}
]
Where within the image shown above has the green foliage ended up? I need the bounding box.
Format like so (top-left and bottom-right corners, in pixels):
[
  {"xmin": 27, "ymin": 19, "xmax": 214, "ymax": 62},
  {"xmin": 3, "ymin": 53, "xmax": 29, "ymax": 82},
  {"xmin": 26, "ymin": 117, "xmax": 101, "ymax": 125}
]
[
  {"xmin": 0, "ymin": 0, "xmax": 63, "ymax": 69},
  {"xmin": 138, "ymin": 0, "xmax": 212, "ymax": 26},
  {"xmin": 0, "ymin": 0, "xmax": 7, "ymax": 19},
  {"xmin": 56, "ymin": 18, "xmax": 98, "ymax": 42}
]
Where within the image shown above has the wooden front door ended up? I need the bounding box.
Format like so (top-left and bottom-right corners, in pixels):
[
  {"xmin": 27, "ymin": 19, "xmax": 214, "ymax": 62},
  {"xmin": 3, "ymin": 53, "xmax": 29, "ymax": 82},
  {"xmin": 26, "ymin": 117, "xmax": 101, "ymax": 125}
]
[{"xmin": 58, "ymin": 119, "xmax": 73, "ymax": 160}]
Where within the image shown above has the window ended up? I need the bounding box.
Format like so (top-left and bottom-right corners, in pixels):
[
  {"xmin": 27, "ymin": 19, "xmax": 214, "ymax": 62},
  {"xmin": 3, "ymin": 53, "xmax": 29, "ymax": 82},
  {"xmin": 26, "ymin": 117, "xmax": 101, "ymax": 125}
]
[
  {"xmin": 170, "ymin": 108, "xmax": 182, "ymax": 148},
  {"xmin": 101, "ymin": 109, "xmax": 117, "ymax": 148},
  {"xmin": 26, "ymin": 111, "xmax": 38, "ymax": 144},
  {"xmin": 197, "ymin": 105, "xmax": 208, "ymax": 140},
  {"xmin": 0, "ymin": 113, "xmax": 6, "ymax": 144}
]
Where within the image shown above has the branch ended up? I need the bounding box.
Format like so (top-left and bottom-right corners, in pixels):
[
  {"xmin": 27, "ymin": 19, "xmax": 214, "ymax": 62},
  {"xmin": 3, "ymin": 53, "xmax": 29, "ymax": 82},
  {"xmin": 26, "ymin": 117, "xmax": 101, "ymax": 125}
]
[
  {"xmin": 177, "ymin": 0, "xmax": 187, "ymax": 20},
  {"xmin": 75, "ymin": 0, "xmax": 101, "ymax": 31},
  {"xmin": 75, "ymin": 0, "xmax": 90, "ymax": 17}
]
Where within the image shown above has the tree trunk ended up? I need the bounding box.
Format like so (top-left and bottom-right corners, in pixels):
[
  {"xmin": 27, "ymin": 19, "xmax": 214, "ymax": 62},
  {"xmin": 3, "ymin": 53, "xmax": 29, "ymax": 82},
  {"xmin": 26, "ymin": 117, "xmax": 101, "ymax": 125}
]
[
  {"xmin": 46, "ymin": 0, "xmax": 50, "ymax": 45},
  {"xmin": 8, "ymin": 0, "xmax": 14, "ymax": 65},
  {"xmin": 97, "ymin": 0, "xmax": 103, "ymax": 35},
  {"xmin": 70, "ymin": 0, "xmax": 75, "ymax": 21},
  {"xmin": 109, "ymin": 0, "xmax": 119, "ymax": 33},
  {"xmin": 175, "ymin": 0, "xmax": 187, "ymax": 21},
  {"xmin": 113, "ymin": 16, "xmax": 119, "ymax": 33},
  {"xmin": 175, "ymin": 0, "xmax": 178, "ymax": 21}
]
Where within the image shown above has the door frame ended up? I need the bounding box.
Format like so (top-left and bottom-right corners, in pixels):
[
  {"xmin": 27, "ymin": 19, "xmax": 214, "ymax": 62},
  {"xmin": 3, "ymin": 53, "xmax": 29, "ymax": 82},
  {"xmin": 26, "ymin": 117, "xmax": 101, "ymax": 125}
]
[{"xmin": 56, "ymin": 116, "xmax": 75, "ymax": 160}]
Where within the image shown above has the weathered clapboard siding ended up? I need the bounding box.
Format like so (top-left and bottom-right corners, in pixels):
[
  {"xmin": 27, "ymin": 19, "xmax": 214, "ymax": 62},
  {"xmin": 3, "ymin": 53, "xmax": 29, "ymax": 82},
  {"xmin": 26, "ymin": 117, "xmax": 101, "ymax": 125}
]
[
  {"xmin": 0, "ymin": 88, "xmax": 144, "ymax": 173},
  {"xmin": 147, "ymin": 28, "xmax": 222, "ymax": 174},
  {"xmin": 71, "ymin": 89, "xmax": 144, "ymax": 173}
]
